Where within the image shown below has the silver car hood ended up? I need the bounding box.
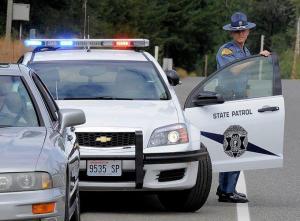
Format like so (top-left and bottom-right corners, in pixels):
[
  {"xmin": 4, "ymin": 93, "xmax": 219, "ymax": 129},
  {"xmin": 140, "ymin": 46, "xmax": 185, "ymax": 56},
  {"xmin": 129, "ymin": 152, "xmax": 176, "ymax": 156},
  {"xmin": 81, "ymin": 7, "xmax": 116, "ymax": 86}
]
[{"xmin": 0, "ymin": 127, "xmax": 47, "ymax": 173}]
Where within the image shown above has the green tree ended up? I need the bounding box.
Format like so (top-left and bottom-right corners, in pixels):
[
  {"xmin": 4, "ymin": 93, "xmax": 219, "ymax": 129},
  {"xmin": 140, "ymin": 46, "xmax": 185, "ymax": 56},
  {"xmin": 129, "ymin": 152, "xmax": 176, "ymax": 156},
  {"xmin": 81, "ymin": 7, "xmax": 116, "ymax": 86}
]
[{"xmin": 1, "ymin": 0, "xmax": 297, "ymax": 77}]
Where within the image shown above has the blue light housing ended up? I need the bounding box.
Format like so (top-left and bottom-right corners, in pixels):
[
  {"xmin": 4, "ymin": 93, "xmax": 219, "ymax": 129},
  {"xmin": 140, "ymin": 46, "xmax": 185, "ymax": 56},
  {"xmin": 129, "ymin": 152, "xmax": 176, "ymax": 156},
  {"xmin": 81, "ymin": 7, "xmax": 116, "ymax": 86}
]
[
  {"xmin": 24, "ymin": 40, "xmax": 42, "ymax": 46},
  {"xmin": 59, "ymin": 40, "xmax": 73, "ymax": 46}
]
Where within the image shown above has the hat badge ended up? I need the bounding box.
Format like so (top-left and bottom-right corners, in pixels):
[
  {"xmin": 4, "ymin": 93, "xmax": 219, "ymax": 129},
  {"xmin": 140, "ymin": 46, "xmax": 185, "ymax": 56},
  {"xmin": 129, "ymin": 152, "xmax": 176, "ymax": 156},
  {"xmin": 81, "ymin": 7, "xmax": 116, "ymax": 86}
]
[{"xmin": 239, "ymin": 21, "xmax": 243, "ymax": 26}]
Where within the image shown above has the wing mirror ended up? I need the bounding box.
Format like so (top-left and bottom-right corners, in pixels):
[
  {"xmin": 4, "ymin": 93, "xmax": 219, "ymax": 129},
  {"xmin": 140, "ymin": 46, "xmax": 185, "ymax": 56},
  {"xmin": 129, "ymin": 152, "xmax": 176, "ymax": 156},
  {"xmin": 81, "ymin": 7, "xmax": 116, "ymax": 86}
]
[
  {"xmin": 59, "ymin": 109, "xmax": 86, "ymax": 134},
  {"xmin": 193, "ymin": 91, "xmax": 225, "ymax": 107},
  {"xmin": 165, "ymin": 70, "xmax": 180, "ymax": 86}
]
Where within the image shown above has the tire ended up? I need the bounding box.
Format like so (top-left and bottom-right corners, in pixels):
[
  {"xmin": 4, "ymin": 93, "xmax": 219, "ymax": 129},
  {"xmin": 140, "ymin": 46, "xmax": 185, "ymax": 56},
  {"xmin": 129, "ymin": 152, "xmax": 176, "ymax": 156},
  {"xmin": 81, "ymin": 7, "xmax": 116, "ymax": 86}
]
[{"xmin": 158, "ymin": 152, "xmax": 212, "ymax": 212}]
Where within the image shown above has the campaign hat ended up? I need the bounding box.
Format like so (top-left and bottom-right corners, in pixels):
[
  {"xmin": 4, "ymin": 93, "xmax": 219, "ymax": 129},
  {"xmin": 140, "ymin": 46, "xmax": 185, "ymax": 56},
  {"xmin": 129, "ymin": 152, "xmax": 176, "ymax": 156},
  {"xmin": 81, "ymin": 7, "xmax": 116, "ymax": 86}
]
[{"xmin": 223, "ymin": 12, "xmax": 256, "ymax": 31}]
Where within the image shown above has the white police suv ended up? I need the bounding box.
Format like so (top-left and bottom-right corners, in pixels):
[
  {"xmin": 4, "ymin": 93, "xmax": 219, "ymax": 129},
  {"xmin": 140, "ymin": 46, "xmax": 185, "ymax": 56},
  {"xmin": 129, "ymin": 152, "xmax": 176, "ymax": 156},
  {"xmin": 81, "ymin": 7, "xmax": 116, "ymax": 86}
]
[{"xmin": 20, "ymin": 39, "xmax": 285, "ymax": 211}]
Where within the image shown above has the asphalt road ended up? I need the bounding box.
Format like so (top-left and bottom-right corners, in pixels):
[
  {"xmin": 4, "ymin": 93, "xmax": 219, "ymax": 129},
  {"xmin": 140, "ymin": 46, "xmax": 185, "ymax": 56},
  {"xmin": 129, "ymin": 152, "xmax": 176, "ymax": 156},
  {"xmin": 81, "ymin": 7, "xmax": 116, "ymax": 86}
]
[{"xmin": 81, "ymin": 77, "xmax": 300, "ymax": 221}]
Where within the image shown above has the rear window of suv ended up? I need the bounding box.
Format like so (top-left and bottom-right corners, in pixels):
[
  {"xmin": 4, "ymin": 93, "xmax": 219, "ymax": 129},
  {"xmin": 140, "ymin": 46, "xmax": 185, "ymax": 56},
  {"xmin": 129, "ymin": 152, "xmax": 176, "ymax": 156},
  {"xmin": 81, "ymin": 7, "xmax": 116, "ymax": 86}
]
[{"xmin": 29, "ymin": 61, "xmax": 170, "ymax": 101}]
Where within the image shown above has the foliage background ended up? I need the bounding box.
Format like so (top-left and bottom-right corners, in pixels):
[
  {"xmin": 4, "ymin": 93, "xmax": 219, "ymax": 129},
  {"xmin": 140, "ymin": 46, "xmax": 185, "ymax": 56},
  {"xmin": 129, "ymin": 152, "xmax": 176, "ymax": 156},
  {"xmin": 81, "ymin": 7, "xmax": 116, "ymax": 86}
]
[{"xmin": 0, "ymin": 0, "xmax": 299, "ymax": 78}]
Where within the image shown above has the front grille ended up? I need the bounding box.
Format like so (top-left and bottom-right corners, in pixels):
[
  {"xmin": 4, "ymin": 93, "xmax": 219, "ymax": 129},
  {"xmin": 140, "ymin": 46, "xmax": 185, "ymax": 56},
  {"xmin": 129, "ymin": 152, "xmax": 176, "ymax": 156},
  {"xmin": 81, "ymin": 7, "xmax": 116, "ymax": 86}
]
[
  {"xmin": 76, "ymin": 132, "xmax": 136, "ymax": 148},
  {"xmin": 157, "ymin": 168, "xmax": 186, "ymax": 182}
]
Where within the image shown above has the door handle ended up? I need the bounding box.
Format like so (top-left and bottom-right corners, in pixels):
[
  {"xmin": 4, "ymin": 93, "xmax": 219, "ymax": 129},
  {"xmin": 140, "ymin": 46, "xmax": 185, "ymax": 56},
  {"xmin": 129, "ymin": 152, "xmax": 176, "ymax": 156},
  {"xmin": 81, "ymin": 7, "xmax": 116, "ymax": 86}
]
[{"xmin": 258, "ymin": 106, "xmax": 279, "ymax": 113}]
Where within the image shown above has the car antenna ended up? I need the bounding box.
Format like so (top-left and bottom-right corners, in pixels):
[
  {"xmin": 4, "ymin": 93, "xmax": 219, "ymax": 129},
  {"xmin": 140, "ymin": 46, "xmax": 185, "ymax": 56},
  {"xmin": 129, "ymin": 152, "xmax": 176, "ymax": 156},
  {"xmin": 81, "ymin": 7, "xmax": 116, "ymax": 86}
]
[{"xmin": 87, "ymin": 15, "xmax": 91, "ymax": 52}]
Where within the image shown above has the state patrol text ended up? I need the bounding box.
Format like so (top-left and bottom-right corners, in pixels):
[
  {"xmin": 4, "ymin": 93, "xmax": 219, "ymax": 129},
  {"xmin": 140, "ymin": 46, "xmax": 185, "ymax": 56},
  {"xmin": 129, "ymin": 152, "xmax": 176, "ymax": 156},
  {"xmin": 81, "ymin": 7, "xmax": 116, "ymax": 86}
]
[{"xmin": 213, "ymin": 109, "xmax": 253, "ymax": 119}]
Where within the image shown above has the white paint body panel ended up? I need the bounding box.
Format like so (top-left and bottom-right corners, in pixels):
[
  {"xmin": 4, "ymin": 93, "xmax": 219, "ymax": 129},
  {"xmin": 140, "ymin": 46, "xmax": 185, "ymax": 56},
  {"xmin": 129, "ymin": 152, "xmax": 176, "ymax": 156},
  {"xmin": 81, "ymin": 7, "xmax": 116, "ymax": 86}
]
[
  {"xmin": 56, "ymin": 99, "xmax": 187, "ymax": 153},
  {"xmin": 23, "ymin": 49, "xmax": 147, "ymax": 62},
  {"xmin": 184, "ymin": 95, "xmax": 285, "ymax": 172}
]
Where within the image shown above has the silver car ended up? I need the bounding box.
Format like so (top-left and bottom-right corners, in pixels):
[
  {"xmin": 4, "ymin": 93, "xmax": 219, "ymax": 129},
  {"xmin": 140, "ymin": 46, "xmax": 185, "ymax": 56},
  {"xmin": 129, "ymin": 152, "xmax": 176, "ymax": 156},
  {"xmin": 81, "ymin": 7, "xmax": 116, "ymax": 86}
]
[{"xmin": 0, "ymin": 64, "xmax": 85, "ymax": 221}]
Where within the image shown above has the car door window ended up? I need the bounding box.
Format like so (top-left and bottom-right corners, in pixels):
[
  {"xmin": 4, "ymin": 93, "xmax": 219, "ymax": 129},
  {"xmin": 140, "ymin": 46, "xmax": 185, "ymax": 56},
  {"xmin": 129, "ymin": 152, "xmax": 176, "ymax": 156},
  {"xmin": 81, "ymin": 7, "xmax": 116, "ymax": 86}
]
[
  {"xmin": 0, "ymin": 76, "xmax": 39, "ymax": 127},
  {"xmin": 201, "ymin": 56, "xmax": 278, "ymax": 101},
  {"xmin": 32, "ymin": 73, "xmax": 59, "ymax": 125}
]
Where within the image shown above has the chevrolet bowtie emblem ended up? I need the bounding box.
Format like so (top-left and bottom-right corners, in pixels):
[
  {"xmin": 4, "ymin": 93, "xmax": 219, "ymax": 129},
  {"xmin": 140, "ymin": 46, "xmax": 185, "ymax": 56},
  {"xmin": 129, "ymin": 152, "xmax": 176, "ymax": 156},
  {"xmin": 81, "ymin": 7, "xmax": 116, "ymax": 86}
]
[{"xmin": 96, "ymin": 136, "xmax": 112, "ymax": 143}]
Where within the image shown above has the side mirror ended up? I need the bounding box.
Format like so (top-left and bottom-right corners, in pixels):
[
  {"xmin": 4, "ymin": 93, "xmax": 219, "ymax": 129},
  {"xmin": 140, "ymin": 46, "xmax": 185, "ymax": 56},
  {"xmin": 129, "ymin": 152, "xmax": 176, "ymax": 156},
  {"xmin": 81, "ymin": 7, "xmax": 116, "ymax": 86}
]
[
  {"xmin": 59, "ymin": 109, "xmax": 86, "ymax": 134},
  {"xmin": 192, "ymin": 91, "xmax": 225, "ymax": 107},
  {"xmin": 165, "ymin": 70, "xmax": 180, "ymax": 86}
]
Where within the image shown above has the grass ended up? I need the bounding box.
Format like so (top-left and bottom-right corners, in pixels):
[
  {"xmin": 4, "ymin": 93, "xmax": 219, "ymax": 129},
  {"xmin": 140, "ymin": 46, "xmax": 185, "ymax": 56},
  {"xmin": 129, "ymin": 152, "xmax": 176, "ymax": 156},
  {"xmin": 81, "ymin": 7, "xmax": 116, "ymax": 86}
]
[
  {"xmin": 278, "ymin": 48, "xmax": 300, "ymax": 79},
  {"xmin": 0, "ymin": 38, "xmax": 28, "ymax": 63}
]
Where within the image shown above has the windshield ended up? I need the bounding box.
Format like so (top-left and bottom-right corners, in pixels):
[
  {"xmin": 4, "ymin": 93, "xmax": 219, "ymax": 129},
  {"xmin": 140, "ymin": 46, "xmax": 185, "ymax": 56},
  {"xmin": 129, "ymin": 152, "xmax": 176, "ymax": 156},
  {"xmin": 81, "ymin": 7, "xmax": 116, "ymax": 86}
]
[
  {"xmin": 0, "ymin": 76, "xmax": 39, "ymax": 127},
  {"xmin": 29, "ymin": 61, "xmax": 169, "ymax": 100}
]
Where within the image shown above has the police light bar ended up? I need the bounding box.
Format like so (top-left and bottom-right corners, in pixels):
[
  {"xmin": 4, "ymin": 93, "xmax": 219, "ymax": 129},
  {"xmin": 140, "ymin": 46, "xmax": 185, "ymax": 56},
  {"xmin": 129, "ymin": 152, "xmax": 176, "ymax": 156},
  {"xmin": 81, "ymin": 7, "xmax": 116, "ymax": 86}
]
[{"xmin": 24, "ymin": 39, "xmax": 149, "ymax": 48}]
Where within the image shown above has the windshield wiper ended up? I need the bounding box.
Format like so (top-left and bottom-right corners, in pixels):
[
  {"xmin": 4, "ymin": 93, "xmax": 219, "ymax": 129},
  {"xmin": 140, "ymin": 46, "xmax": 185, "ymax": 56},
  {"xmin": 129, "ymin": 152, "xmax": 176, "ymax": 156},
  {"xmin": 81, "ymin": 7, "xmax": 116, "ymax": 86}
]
[{"xmin": 63, "ymin": 96, "xmax": 133, "ymax": 100}]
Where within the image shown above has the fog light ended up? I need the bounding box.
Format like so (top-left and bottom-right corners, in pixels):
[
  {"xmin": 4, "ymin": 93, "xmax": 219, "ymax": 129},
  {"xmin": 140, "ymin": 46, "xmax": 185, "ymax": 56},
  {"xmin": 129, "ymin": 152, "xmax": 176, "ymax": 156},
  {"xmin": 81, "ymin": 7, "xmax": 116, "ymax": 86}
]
[{"xmin": 32, "ymin": 202, "xmax": 55, "ymax": 214}]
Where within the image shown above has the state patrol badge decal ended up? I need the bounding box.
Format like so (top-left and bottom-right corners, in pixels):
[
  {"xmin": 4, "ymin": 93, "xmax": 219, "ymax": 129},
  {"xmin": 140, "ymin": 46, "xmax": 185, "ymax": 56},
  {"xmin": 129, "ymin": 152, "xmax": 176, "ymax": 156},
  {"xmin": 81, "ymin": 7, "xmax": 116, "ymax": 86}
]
[{"xmin": 223, "ymin": 125, "xmax": 248, "ymax": 158}]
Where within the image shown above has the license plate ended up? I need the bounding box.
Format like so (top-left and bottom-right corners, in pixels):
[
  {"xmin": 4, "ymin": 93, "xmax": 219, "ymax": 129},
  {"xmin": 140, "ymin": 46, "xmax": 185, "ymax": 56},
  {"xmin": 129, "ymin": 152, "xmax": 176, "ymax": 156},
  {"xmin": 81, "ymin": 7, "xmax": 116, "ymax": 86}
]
[{"xmin": 87, "ymin": 160, "xmax": 122, "ymax": 176}]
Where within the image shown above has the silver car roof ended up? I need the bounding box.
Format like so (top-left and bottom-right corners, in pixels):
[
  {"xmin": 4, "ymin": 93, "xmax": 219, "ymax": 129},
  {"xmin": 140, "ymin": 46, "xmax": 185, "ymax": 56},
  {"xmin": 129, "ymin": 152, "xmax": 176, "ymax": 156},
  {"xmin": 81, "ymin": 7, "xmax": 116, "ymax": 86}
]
[{"xmin": 0, "ymin": 64, "xmax": 31, "ymax": 76}]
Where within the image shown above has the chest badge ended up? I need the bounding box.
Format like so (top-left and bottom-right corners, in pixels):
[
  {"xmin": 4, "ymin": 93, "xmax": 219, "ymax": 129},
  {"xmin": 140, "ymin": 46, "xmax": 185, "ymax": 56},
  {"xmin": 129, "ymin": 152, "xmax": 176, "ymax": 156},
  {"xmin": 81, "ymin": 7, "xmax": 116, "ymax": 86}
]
[
  {"xmin": 96, "ymin": 136, "xmax": 112, "ymax": 143},
  {"xmin": 223, "ymin": 125, "xmax": 248, "ymax": 158}
]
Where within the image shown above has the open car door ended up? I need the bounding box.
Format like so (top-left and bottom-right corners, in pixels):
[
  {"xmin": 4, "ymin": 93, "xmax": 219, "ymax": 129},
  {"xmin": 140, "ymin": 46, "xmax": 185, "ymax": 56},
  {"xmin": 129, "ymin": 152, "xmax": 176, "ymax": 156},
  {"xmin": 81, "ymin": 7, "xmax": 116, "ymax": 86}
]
[{"xmin": 184, "ymin": 54, "xmax": 284, "ymax": 172}]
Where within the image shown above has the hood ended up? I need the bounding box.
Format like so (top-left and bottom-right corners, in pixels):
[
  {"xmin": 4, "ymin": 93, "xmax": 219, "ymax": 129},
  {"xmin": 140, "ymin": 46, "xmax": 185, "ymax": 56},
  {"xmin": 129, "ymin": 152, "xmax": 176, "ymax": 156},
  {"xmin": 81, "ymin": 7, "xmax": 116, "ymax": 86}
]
[
  {"xmin": 57, "ymin": 100, "xmax": 179, "ymax": 142},
  {"xmin": 0, "ymin": 127, "xmax": 47, "ymax": 172}
]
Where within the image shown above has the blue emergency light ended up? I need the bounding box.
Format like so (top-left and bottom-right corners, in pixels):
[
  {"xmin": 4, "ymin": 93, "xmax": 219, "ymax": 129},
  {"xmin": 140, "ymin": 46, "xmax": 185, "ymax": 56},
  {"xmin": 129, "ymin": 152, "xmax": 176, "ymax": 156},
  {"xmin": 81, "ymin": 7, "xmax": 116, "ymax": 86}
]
[
  {"xmin": 24, "ymin": 40, "xmax": 42, "ymax": 46},
  {"xmin": 59, "ymin": 40, "xmax": 74, "ymax": 46}
]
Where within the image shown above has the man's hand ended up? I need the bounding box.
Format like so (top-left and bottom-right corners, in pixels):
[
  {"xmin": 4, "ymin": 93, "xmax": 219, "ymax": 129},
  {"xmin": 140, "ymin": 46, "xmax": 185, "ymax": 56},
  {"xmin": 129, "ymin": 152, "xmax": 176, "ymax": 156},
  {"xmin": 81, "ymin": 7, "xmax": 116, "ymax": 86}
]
[{"xmin": 260, "ymin": 50, "xmax": 271, "ymax": 57}]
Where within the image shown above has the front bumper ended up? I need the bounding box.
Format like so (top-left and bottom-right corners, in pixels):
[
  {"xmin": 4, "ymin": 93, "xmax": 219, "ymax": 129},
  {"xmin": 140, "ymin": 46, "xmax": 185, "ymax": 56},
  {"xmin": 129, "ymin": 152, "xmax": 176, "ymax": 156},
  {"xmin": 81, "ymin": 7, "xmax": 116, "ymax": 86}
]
[
  {"xmin": 79, "ymin": 131, "xmax": 207, "ymax": 191},
  {"xmin": 0, "ymin": 187, "xmax": 65, "ymax": 221}
]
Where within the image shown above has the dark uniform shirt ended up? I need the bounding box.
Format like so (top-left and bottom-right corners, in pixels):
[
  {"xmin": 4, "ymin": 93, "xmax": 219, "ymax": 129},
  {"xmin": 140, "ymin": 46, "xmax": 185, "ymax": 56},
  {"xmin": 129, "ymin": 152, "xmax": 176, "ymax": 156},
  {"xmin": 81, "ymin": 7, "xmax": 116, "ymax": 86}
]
[{"xmin": 216, "ymin": 41, "xmax": 251, "ymax": 69}]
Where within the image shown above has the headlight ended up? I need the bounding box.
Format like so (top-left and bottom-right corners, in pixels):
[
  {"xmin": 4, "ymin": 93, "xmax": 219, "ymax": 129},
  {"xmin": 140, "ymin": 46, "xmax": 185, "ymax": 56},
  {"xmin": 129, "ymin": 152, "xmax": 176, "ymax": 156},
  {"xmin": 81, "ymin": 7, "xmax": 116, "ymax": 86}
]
[
  {"xmin": 0, "ymin": 172, "xmax": 52, "ymax": 193},
  {"xmin": 148, "ymin": 123, "xmax": 189, "ymax": 147}
]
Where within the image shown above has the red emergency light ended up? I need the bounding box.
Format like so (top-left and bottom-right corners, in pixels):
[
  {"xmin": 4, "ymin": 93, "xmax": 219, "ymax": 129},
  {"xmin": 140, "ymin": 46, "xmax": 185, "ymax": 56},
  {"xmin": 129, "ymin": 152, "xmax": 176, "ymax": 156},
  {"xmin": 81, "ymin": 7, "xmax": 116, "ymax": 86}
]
[{"xmin": 113, "ymin": 40, "xmax": 132, "ymax": 48}]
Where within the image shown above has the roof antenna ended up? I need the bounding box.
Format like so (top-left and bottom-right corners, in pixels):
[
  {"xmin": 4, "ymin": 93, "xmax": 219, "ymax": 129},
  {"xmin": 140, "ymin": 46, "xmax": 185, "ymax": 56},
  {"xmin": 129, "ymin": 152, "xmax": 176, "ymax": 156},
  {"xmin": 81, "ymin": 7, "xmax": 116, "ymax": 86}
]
[
  {"xmin": 83, "ymin": 0, "xmax": 87, "ymax": 39},
  {"xmin": 87, "ymin": 16, "xmax": 90, "ymax": 40},
  {"xmin": 87, "ymin": 15, "xmax": 91, "ymax": 52}
]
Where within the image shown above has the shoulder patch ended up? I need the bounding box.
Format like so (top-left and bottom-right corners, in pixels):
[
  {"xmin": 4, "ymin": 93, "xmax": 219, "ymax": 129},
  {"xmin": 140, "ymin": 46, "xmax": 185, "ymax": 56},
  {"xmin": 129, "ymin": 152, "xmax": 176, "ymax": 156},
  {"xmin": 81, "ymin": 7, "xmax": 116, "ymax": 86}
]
[{"xmin": 221, "ymin": 48, "xmax": 233, "ymax": 56}]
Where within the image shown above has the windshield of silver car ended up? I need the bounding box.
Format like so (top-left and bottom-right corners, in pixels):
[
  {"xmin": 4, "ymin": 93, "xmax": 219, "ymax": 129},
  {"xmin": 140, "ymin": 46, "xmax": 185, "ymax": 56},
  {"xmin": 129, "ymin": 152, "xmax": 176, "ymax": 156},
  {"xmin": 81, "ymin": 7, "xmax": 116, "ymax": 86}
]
[
  {"xmin": 0, "ymin": 76, "xmax": 39, "ymax": 127},
  {"xmin": 29, "ymin": 61, "xmax": 170, "ymax": 100}
]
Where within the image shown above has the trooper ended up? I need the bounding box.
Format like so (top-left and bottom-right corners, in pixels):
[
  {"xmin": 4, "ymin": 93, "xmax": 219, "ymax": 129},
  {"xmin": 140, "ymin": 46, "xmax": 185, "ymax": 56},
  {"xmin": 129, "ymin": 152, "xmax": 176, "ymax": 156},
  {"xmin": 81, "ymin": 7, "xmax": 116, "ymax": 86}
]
[{"xmin": 216, "ymin": 11, "xmax": 270, "ymax": 203}]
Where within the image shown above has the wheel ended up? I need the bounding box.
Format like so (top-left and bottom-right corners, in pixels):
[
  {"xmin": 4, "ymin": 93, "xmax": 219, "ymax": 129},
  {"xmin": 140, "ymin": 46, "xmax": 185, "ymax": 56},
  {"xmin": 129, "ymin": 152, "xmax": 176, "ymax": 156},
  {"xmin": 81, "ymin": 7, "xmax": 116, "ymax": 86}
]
[{"xmin": 158, "ymin": 151, "xmax": 212, "ymax": 212}]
